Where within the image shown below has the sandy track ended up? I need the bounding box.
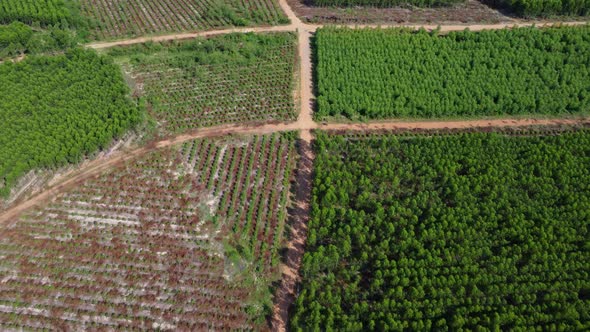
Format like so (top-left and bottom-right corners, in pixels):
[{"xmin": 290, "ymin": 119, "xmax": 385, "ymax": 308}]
[
  {"xmin": 87, "ymin": 3, "xmax": 587, "ymax": 50},
  {"xmin": 305, "ymin": 20, "xmax": 588, "ymax": 32},
  {"xmin": 87, "ymin": 25, "xmax": 298, "ymax": 49},
  {"xmin": 320, "ymin": 117, "xmax": 590, "ymax": 131},
  {"xmin": 271, "ymin": 129, "xmax": 314, "ymax": 330},
  {"xmin": 88, "ymin": 19, "xmax": 589, "ymax": 49}
]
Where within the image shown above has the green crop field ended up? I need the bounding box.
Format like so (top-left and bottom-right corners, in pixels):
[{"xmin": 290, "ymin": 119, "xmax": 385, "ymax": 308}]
[
  {"xmin": 108, "ymin": 32, "xmax": 298, "ymax": 133},
  {"xmin": 292, "ymin": 129, "xmax": 590, "ymax": 331},
  {"xmin": 0, "ymin": 49, "xmax": 140, "ymax": 198},
  {"xmin": 315, "ymin": 26, "xmax": 590, "ymax": 120}
]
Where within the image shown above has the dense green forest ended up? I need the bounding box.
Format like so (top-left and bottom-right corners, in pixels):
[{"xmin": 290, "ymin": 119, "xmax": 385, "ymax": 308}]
[
  {"xmin": 0, "ymin": 21, "xmax": 77, "ymax": 59},
  {"xmin": 0, "ymin": 0, "xmax": 88, "ymax": 59},
  {"xmin": 485, "ymin": 0, "xmax": 590, "ymax": 17},
  {"xmin": 0, "ymin": 49, "xmax": 141, "ymax": 198},
  {"xmin": 310, "ymin": 0, "xmax": 464, "ymax": 7},
  {"xmin": 0, "ymin": 0, "xmax": 78, "ymax": 26},
  {"xmin": 291, "ymin": 130, "xmax": 590, "ymax": 331},
  {"xmin": 315, "ymin": 26, "xmax": 590, "ymax": 120}
]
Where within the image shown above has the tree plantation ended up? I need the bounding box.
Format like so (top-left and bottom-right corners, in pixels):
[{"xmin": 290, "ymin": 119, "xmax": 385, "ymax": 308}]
[
  {"xmin": 0, "ymin": 21, "xmax": 77, "ymax": 59},
  {"xmin": 80, "ymin": 0, "xmax": 289, "ymax": 40},
  {"xmin": 292, "ymin": 130, "xmax": 590, "ymax": 331},
  {"xmin": 0, "ymin": 0, "xmax": 589, "ymax": 330},
  {"xmin": 0, "ymin": 49, "xmax": 140, "ymax": 198},
  {"xmin": 107, "ymin": 33, "xmax": 297, "ymax": 132},
  {"xmin": 0, "ymin": 0, "xmax": 75, "ymax": 26},
  {"xmin": 315, "ymin": 26, "xmax": 590, "ymax": 120},
  {"xmin": 486, "ymin": 0, "xmax": 590, "ymax": 17}
]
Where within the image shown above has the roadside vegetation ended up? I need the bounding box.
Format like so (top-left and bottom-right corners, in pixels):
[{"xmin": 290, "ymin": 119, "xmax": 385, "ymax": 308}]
[
  {"xmin": 315, "ymin": 26, "xmax": 590, "ymax": 120},
  {"xmin": 0, "ymin": 48, "xmax": 141, "ymax": 198},
  {"xmin": 0, "ymin": 133, "xmax": 297, "ymax": 330},
  {"xmin": 107, "ymin": 32, "xmax": 298, "ymax": 133},
  {"xmin": 292, "ymin": 129, "xmax": 590, "ymax": 331}
]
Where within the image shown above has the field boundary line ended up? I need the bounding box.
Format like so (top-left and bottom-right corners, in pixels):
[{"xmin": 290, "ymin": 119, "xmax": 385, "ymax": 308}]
[{"xmin": 4, "ymin": 117, "xmax": 588, "ymax": 224}]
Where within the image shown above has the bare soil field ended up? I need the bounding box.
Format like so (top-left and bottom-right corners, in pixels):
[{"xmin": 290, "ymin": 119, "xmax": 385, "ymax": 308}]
[
  {"xmin": 0, "ymin": 133, "xmax": 297, "ymax": 330},
  {"xmin": 286, "ymin": 0, "xmax": 511, "ymax": 24}
]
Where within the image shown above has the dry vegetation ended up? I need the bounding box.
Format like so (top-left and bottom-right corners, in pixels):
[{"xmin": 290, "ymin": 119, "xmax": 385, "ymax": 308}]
[
  {"xmin": 0, "ymin": 133, "xmax": 297, "ymax": 330},
  {"xmin": 286, "ymin": 0, "xmax": 510, "ymax": 24}
]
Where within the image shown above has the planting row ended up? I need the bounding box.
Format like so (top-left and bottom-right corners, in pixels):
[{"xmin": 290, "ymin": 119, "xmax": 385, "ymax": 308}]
[
  {"xmin": 308, "ymin": 0, "xmax": 589, "ymax": 18},
  {"xmin": 0, "ymin": 132, "xmax": 298, "ymax": 330},
  {"xmin": 109, "ymin": 32, "xmax": 297, "ymax": 133},
  {"xmin": 311, "ymin": 0, "xmax": 464, "ymax": 8},
  {"xmin": 80, "ymin": 0, "xmax": 289, "ymax": 40}
]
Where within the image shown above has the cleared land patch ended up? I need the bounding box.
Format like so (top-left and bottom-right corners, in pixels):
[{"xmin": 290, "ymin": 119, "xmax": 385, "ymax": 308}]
[
  {"xmin": 0, "ymin": 132, "xmax": 297, "ymax": 330},
  {"xmin": 287, "ymin": 0, "xmax": 508, "ymax": 24},
  {"xmin": 315, "ymin": 26, "xmax": 590, "ymax": 120},
  {"xmin": 108, "ymin": 32, "xmax": 298, "ymax": 133},
  {"xmin": 311, "ymin": 0, "xmax": 464, "ymax": 7},
  {"xmin": 292, "ymin": 129, "xmax": 590, "ymax": 330},
  {"xmin": 0, "ymin": 49, "xmax": 140, "ymax": 199},
  {"xmin": 80, "ymin": 0, "xmax": 289, "ymax": 40}
]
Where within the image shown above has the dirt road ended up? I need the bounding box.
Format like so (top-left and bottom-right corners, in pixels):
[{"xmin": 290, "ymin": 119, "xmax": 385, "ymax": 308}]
[
  {"xmin": 271, "ymin": 129, "xmax": 314, "ymax": 330},
  {"xmin": 321, "ymin": 117, "xmax": 589, "ymax": 131},
  {"xmin": 3, "ymin": 116, "xmax": 583, "ymax": 223},
  {"xmin": 87, "ymin": 25, "xmax": 298, "ymax": 49},
  {"xmin": 87, "ymin": 2, "xmax": 587, "ymax": 50},
  {"xmin": 305, "ymin": 20, "xmax": 587, "ymax": 32}
]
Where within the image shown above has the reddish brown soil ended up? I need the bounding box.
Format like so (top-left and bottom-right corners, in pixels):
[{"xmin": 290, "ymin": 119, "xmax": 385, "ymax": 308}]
[
  {"xmin": 271, "ymin": 130, "xmax": 314, "ymax": 331},
  {"xmin": 287, "ymin": 0, "xmax": 512, "ymax": 25}
]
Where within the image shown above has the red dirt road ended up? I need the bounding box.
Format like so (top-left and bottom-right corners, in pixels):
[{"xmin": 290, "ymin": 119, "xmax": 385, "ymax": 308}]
[
  {"xmin": 271, "ymin": 129, "xmax": 314, "ymax": 330},
  {"xmin": 2, "ymin": 117, "xmax": 586, "ymax": 228}
]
